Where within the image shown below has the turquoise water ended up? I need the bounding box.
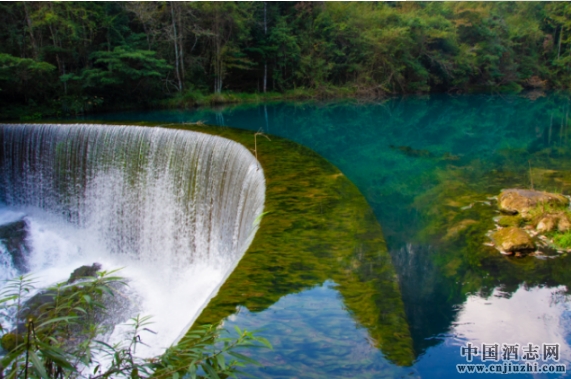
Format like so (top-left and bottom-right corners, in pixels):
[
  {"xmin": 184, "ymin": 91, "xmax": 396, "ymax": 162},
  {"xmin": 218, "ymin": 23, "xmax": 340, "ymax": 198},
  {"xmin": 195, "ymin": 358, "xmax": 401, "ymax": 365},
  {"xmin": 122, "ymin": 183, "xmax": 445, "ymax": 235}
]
[{"xmin": 81, "ymin": 92, "xmax": 571, "ymax": 377}]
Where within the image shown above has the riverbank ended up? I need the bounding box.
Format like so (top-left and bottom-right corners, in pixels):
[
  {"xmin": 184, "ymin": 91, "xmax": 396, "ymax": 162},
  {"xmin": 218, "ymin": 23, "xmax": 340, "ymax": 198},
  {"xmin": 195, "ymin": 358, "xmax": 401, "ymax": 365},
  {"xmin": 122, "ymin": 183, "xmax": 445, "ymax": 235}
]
[
  {"xmin": 0, "ymin": 85, "xmax": 380, "ymax": 121},
  {"xmin": 2, "ymin": 83, "xmax": 558, "ymax": 122}
]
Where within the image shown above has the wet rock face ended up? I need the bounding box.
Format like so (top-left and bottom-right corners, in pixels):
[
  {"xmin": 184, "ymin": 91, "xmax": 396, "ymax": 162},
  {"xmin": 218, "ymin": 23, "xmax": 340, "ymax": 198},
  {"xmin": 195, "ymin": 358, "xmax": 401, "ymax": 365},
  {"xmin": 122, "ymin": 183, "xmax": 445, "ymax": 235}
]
[
  {"xmin": 20, "ymin": 263, "xmax": 104, "ymax": 325},
  {"xmin": 498, "ymin": 189, "xmax": 569, "ymax": 216},
  {"xmin": 491, "ymin": 227, "xmax": 536, "ymax": 253},
  {"xmin": 0, "ymin": 219, "xmax": 30, "ymax": 272},
  {"xmin": 13, "ymin": 263, "xmax": 136, "ymax": 343},
  {"xmin": 67, "ymin": 263, "xmax": 102, "ymax": 284}
]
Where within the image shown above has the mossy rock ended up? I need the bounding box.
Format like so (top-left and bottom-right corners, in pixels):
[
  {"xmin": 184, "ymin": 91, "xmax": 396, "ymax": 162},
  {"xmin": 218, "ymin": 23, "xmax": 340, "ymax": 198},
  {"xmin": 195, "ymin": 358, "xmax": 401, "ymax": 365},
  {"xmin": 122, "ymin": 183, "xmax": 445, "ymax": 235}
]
[
  {"xmin": 536, "ymin": 214, "xmax": 558, "ymax": 233},
  {"xmin": 497, "ymin": 215, "xmax": 522, "ymax": 228},
  {"xmin": 1, "ymin": 332, "xmax": 21, "ymax": 352},
  {"xmin": 534, "ymin": 211, "xmax": 571, "ymax": 233},
  {"xmin": 498, "ymin": 189, "xmax": 569, "ymax": 216},
  {"xmin": 491, "ymin": 227, "xmax": 535, "ymax": 253},
  {"xmin": 18, "ymin": 263, "xmax": 105, "ymax": 329}
]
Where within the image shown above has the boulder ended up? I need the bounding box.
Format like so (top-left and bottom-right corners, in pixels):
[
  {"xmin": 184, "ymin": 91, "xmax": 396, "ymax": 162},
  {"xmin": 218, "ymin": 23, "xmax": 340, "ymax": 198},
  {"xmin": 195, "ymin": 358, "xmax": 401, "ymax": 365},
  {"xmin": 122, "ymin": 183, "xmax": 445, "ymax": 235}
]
[
  {"xmin": 535, "ymin": 212, "xmax": 571, "ymax": 233},
  {"xmin": 17, "ymin": 263, "xmax": 104, "ymax": 328},
  {"xmin": 67, "ymin": 263, "xmax": 102, "ymax": 284},
  {"xmin": 492, "ymin": 227, "xmax": 536, "ymax": 253},
  {"xmin": 13, "ymin": 263, "xmax": 136, "ymax": 350},
  {"xmin": 0, "ymin": 219, "xmax": 30, "ymax": 272},
  {"xmin": 498, "ymin": 189, "xmax": 569, "ymax": 216},
  {"xmin": 558, "ymin": 213, "xmax": 571, "ymax": 232},
  {"xmin": 536, "ymin": 215, "xmax": 558, "ymax": 233}
]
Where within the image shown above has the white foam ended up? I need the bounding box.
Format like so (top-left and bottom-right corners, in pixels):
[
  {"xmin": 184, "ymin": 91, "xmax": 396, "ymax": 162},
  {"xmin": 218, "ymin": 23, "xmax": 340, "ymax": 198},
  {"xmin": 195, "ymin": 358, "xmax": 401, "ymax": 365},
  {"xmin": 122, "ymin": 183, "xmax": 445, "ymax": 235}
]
[
  {"xmin": 0, "ymin": 209, "xmax": 25, "ymax": 225},
  {"xmin": 0, "ymin": 124, "xmax": 266, "ymax": 358}
]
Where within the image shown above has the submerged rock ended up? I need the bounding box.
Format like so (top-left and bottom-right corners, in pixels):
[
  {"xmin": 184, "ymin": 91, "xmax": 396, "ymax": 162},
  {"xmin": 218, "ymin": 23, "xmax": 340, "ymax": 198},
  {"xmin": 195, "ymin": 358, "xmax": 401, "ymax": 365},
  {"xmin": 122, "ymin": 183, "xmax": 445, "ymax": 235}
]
[
  {"xmin": 498, "ymin": 189, "xmax": 569, "ymax": 216},
  {"xmin": 390, "ymin": 145, "xmax": 434, "ymax": 158},
  {"xmin": 444, "ymin": 219, "xmax": 478, "ymax": 241},
  {"xmin": 492, "ymin": 227, "xmax": 535, "ymax": 253}
]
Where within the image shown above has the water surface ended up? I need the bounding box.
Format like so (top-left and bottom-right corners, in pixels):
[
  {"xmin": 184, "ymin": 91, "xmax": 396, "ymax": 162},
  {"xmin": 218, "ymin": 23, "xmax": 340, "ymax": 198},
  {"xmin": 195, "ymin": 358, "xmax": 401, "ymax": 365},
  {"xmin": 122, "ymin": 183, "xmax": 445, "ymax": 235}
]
[{"xmin": 83, "ymin": 92, "xmax": 571, "ymax": 377}]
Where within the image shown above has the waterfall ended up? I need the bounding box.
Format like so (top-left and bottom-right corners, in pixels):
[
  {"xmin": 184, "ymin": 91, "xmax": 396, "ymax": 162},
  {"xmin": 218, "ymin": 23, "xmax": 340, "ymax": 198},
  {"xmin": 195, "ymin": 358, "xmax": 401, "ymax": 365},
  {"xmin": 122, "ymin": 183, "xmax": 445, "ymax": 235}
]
[{"xmin": 0, "ymin": 123, "xmax": 265, "ymax": 355}]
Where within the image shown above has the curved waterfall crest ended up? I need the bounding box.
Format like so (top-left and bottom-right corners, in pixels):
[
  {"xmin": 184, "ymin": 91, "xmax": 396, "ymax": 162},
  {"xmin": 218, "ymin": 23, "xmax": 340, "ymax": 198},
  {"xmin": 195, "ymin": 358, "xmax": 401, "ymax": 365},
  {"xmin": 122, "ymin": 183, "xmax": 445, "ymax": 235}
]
[
  {"xmin": 0, "ymin": 123, "xmax": 265, "ymax": 354},
  {"xmin": 0, "ymin": 123, "xmax": 265, "ymax": 273}
]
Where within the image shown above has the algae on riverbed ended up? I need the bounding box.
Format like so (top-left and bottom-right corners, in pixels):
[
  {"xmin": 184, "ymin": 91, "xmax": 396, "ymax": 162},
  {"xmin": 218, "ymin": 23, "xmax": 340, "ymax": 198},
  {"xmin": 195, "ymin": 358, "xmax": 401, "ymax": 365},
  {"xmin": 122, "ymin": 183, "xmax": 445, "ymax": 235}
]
[{"xmin": 169, "ymin": 124, "xmax": 415, "ymax": 367}]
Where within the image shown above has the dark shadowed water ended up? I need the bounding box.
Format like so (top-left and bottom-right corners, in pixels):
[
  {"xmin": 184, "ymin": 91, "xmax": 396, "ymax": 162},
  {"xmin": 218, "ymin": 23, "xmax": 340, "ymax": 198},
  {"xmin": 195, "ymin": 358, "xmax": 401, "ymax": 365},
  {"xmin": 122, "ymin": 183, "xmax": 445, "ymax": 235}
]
[{"xmin": 80, "ymin": 92, "xmax": 571, "ymax": 378}]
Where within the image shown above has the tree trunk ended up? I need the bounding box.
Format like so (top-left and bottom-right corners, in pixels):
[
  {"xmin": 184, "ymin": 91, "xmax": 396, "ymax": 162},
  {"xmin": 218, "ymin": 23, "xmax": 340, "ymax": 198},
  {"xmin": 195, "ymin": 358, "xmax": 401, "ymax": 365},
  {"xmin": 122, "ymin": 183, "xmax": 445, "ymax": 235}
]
[
  {"xmin": 558, "ymin": 26, "xmax": 563, "ymax": 59},
  {"xmin": 23, "ymin": 3, "xmax": 38, "ymax": 59},
  {"xmin": 263, "ymin": 2, "xmax": 267, "ymax": 93},
  {"xmin": 178, "ymin": 6, "xmax": 185, "ymax": 81},
  {"xmin": 214, "ymin": 8, "xmax": 222, "ymax": 94},
  {"xmin": 171, "ymin": 2, "xmax": 182, "ymax": 92}
]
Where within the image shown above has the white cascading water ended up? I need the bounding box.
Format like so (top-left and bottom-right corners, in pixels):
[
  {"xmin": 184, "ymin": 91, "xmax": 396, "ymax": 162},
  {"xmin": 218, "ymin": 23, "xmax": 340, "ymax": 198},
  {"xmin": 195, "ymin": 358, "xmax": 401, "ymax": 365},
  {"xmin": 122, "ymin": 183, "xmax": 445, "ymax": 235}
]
[{"xmin": 0, "ymin": 123, "xmax": 265, "ymax": 356}]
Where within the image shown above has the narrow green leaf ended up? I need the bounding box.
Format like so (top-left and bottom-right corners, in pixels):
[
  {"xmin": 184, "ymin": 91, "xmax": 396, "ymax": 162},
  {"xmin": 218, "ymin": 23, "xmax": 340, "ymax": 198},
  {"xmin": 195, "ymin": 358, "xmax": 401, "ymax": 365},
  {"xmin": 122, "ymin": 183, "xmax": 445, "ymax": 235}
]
[
  {"xmin": 216, "ymin": 353, "xmax": 226, "ymax": 370},
  {"xmin": 256, "ymin": 337, "xmax": 273, "ymax": 349},
  {"xmin": 201, "ymin": 362, "xmax": 221, "ymax": 379},
  {"xmin": 186, "ymin": 363, "xmax": 197, "ymax": 379},
  {"xmin": 29, "ymin": 350, "xmax": 50, "ymax": 379},
  {"xmin": 227, "ymin": 351, "xmax": 260, "ymax": 366},
  {"xmin": 37, "ymin": 315, "xmax": 79, "ymax": 328}
]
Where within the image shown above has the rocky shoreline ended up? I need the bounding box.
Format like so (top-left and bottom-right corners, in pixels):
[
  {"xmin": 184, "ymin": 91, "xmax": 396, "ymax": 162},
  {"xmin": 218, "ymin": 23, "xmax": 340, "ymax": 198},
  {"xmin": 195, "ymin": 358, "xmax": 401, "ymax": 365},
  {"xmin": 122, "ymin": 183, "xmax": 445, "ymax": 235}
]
[{"xmin": 488, "ymin": 189, "xmax": 571, "ymax": 257}]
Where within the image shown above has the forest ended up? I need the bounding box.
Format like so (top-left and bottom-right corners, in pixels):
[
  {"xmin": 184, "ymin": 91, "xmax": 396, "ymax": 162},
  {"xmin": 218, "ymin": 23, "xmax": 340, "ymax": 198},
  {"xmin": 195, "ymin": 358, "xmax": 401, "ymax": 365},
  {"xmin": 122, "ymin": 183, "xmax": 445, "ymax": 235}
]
[{"xmin": 0, "ymin": 1, "xmax": 570, "ymax": 119}]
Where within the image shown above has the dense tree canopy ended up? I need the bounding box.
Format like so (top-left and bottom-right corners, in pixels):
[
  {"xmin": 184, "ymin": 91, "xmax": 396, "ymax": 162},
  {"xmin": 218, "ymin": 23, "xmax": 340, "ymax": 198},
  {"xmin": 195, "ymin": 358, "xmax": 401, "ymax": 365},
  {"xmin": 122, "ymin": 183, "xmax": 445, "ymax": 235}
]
[{"xmin": 0, "ymin": 1, "xmax": 570, "ymax": 117}]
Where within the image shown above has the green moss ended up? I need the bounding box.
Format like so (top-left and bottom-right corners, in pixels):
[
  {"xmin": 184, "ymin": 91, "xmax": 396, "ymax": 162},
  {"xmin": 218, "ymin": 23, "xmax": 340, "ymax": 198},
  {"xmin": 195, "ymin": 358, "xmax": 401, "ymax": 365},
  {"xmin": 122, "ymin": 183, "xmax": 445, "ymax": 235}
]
[
  {"xmin": 1, "ymin": 333, "xmax": 20, "ymax": 352},
  {"xmin": 406, "ymin": 158, "xmax": 571, "ymax": 303},
  {"xmin": 498, "ymin": 215, "xmax": 523, "ymax": 227},
  {"xmin": 553, "ymin": 232, "xmax": 571, "ymax": 249},
  {"xmin": 525, "ymin": 202, "xmax": 570, "ymax": 222},
  {"xmin": 160, "ymin": 124, "xmax": 416, "ymax": 367}
]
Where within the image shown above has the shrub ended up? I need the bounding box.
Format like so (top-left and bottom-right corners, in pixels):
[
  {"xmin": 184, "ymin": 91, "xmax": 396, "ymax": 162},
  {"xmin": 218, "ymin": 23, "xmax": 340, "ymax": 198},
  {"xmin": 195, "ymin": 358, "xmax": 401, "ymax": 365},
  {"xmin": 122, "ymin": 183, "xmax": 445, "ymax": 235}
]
[{"xmin": 0, "ymin": 272, "xmax": 270, "ymax": 379}]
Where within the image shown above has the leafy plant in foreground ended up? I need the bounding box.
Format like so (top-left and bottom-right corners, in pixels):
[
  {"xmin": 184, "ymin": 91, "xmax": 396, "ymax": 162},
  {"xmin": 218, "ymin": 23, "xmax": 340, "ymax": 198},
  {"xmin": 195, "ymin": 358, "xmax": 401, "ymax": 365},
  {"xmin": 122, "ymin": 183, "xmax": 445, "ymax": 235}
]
[{"xmin": 0, "ymin": 273, "xmax": 271, "ymax": 379}]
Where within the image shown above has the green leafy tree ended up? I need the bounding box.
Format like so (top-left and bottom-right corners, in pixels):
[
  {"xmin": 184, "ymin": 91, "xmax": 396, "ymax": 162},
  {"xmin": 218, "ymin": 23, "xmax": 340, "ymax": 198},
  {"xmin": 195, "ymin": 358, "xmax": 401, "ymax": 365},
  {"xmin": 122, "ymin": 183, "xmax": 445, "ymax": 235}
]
[{"xmin": 0, "ymin": 54, "xmax": 55, "ymax": 95}]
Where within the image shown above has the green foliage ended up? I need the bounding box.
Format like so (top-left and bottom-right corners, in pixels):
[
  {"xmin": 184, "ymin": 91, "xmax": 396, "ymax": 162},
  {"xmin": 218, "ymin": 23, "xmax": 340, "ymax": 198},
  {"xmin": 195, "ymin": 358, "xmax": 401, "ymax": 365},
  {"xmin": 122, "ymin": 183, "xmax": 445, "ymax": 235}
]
[
  {"xmin": 554, "ymin": 231, "xmax": 571, "ymax": 249},
  {"xmin": 1, "ymin": 1, "xmax": 571, "ymax": 117},
  {"xmin": 0, "ymin": 273, "xmax": 271, "ymax": 379},
  {"xmin": 70, "ymin": 46, "xmax": 171, "ymax": 88},
  {"xmin": 0, "ymin": 54, "xmax": 55, "ymax": 83}
]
